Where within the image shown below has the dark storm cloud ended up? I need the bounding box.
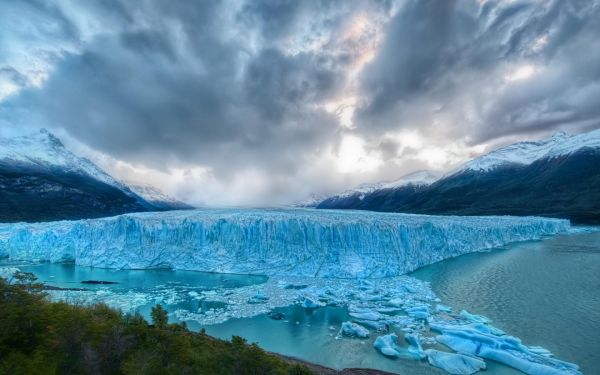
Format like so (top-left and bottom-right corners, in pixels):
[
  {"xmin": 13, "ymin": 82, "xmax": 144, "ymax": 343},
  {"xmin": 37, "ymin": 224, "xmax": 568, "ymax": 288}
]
[
  {"xmin": 238, "ymin": 0, "xmax": 305, "ymax": 41},
  {"xmin": 355, "ymin": 0, "xmax": 600, "ymax": 143},
  {"xmin": 5, "ymin": 0, "xmax": 350, "ymax": 175}
]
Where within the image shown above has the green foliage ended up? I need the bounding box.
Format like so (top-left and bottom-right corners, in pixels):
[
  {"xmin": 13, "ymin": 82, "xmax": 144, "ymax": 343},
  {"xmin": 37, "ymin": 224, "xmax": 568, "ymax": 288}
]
[
  {"xmin": 151, "ymin": 304, "xmax": 168, "ymax": 329},
  {"xmin": 0, "ymin": 275, "xmax": 312, "ymax": 375}
]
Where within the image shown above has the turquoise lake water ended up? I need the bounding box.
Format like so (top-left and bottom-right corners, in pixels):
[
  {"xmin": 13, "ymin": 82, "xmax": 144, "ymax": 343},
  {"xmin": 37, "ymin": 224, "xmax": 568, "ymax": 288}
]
[{"xmin": 4, "ymin": 229, "xmax": 599, "ymax": 374}]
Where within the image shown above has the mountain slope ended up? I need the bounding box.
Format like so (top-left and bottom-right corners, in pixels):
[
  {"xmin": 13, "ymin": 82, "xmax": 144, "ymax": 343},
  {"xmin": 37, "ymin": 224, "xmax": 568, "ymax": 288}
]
[
  {"xmin": 318, "ymin": 130, "xmax": 600, "ymax": 224},
  {"xmin": 316, "ymin": 170, "xmax": 442, "ymax": 209},
  {"xmin": 129, "ymin": 183, "xmax": 194, "ymax": 210},
  {"xmin": 0, "ymin": 129, "xmax": 153, "ymax": 222}
]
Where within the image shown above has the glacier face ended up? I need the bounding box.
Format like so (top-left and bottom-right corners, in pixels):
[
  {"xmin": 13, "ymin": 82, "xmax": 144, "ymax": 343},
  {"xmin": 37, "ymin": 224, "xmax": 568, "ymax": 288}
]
[{"xmin": 0, "ymin": 208, "xmax": 569, "ymax": 278}]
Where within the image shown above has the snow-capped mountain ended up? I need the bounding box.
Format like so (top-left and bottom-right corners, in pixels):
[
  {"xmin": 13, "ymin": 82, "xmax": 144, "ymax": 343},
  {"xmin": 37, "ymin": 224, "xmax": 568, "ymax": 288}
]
[
  {"xmin": 0, "ymin": 129, "xmax": 155, "ymax": 222},
  {"xmin": 129, "ymin": 183, "xmax": 193, "ymax": 210},
  {"xmin": 309, "ymin": 170, "xmax": 442, "ymax": 208},
  {"xmin": 319, "ymin": 129, "xmax": 600, "ymax": 224},
  {"xmin": 459, "ymin": 129, "xmax": 600, "ymax": 172},
  {"xmin": 0, "ymin": 129, "xmax": 136, "ymax": 195},
  {"xmin": 342, "ymin": 170, "xmax": 442, "ymax": 199}
]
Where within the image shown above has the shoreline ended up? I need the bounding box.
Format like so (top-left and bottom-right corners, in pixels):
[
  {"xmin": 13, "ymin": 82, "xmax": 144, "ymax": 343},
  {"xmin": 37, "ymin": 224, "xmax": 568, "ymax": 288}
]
[{"xmin": 272, "ymin": 352, "xmax": 396, "ymax": 375}]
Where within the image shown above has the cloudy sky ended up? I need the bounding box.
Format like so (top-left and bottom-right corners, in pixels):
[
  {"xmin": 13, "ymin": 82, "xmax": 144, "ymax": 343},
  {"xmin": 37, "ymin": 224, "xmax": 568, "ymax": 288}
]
[{"xmin": 1, "ymin": 0, "xmax": 599, "ymax": 206}]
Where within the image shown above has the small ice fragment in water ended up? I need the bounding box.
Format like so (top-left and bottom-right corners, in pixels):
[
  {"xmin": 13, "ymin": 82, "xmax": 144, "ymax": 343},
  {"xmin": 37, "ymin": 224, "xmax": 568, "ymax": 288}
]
[
  {"xmin": 528, "ymin": 346, "xmax": 553, "ymax": 357},
  {"xmin": 431, "ymin": 322, "xmax": 582, "ymax": 375},
  {"xmin": 405, "ymin": 305, "xmax": 429, "ymax": 319},
  {"xmin": 247, "ymin": 291, "xmax": 269, "ymax": 304},
  {"xmin": 373, "ymin": 333, "xmax": 402, "ymax": 358},
  {"xmin": 349, "ymin": 306, "xmax": 382, "ymax": 321},
  {"xmin": 356, "ymin": 320, "xmax": 388, "ymax": 332},
  {"xmin": 425, "ymin": 349, "xmax": 486, "ymax": 375},
  {"xmin": 460, "ymin": 310, "xmax": 491, "ymax": 324},
  {"xmin": 436, "ymin": 304, "xmax": 452, "ymax": 313},
  {"xmin": 341, "ymin": 322, "xmax": 370, "ymax": 338},
  {"xmin": 405, "ymin": 334, "xmax": 426, "ymax": 359},
  {"xmin": 301, "ymin": 296, "xmax": 324, "ymax": 309}
]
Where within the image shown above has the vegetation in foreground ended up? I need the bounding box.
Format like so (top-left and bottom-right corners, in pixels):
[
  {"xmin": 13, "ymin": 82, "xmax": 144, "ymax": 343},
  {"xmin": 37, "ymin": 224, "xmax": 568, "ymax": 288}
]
[{"xmin": 0, "ymin": 272, "xmax": 312, "ymax": 375}]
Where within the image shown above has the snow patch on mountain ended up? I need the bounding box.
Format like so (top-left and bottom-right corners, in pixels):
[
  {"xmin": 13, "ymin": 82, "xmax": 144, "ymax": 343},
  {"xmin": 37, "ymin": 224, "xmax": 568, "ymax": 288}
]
[
  {"xmin": 0, "ymin": 129, "xmax": 132, "ymax": 193},
  {"xmin": 334, "ymin": 170, "xmax": 443, "ymax": 200},
  {"xmin": 461, "ymin": 129, "xmax": 600, "ymax": 172},
  {"xmin": 129, "ymin": 183, "xmax": 193, "ymax": 210}
]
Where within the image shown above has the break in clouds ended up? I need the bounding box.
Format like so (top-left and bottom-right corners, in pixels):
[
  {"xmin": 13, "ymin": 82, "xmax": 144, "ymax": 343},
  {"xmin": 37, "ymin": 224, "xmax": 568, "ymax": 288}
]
[{"xmin": 1, "ymin": 0, "xmax": 599, "ymax": 205}]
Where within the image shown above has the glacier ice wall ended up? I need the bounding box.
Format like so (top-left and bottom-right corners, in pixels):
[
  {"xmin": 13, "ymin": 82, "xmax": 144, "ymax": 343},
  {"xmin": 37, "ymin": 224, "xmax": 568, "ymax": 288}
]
[{"xmin": 0, "ymin": 209, "xmax": 569, "ymax": 278}]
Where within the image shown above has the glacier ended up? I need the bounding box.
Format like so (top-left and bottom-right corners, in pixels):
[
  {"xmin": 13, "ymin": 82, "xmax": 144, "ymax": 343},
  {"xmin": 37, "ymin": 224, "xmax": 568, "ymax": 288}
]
[{"xmin": 0, "ymin": 208, "xmax": 569, "ymax": 278}]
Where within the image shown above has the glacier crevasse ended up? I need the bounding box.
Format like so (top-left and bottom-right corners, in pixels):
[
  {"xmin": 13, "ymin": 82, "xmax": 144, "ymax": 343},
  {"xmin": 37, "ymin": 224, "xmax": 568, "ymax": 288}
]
[{"xmin": 0, "ymin": 208, "xmax": 569, "ymax": 278}]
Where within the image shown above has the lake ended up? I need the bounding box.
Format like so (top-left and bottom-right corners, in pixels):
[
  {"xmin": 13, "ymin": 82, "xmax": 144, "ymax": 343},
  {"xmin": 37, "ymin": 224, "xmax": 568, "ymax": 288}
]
[{"xmin": 3, "ymin": 229, "xmax": 598, "ymax": 374}]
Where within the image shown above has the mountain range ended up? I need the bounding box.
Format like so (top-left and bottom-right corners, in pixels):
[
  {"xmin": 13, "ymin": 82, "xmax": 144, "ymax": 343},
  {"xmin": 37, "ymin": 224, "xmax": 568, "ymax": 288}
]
[
  {"xmin": 0, "ymin": 129, "xmax": 191, "ymax": 222},
  {"xmin": 317, "ymin": 130, "xmax": 600, "ymax": 224}
]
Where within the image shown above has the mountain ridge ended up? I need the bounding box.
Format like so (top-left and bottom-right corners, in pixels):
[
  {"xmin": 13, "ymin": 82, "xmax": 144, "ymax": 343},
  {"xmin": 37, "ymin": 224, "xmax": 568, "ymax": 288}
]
[
  {"xmin": 317, "ymin": 129, "xmax": 600, "ymax": 224},
  {"xmin": 0, "ymin": 129, "xmax": 190, "ymax": 222}
]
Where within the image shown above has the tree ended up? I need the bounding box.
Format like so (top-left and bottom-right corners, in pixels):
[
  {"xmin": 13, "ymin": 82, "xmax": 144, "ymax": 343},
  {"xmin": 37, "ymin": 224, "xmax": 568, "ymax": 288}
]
[{"xmin": 151, "ymin": 304, "xmax": 168, "ymax": 329}]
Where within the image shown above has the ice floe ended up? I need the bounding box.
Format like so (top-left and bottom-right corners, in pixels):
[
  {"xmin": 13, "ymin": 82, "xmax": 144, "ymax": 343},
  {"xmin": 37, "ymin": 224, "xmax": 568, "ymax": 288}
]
[
  {"xmin": 341, "ymin": 322, "xmax": 370, "ymax": 338},
  {"xmin": 425, "ymin": 349, "xmax": 486, "ymax": 375}
]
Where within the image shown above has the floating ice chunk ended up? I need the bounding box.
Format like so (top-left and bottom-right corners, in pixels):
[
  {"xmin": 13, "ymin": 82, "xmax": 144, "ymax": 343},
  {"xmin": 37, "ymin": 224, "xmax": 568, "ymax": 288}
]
[
  {"xmin": 301, "ymin": 296, "xmax": 324, "ymax": 309},
  {"xmin": 460, "ymin": 310, "xmax": 491, "ymax": 324},
  {"xmin": 374, "ymin": 333, "xmax": 402, "ymax": 357},
  {"xmin": 377, "ymin": 307, "xmax": 403, "ymax": 315},
  {"xmin": 436, "ymin": 304, "xmax": 452, "ymax": 313},
  {"xmin": 432, "ymin": 322, "xmax": 582, "ymax": 375},
  {"xmin": 349, "ymin": 306, "xmax": 382, "ymax": 321},
  {"xmin": 356, "ymin": 320, "xmax": 389, "ymax": 332},
  {"xmin": 349, "ymin": 311, "xmax": 382, "ymax": 321},
  {"xmin": 469, "ymin": 323, "xmax": 505, "ymax": 336},
  {"xmin": 341, "ymin": 322, "xmax": 370, "ymax": 338},
  {"xmin": 247, "ymin": 291, "xmax": 269, "ymax": 304},
  {"xmin": 528, "ymin": 346, "xmax": 553, "ymax": 357},
  {"xmin": 405, "ymin": 334, "xmax": 426, "ymax": 359},
  {"xmin": 385, "ymin": 298, "xmax": 403, "ymax": 307},
  {"xmin": 425, "ymin": 349, "xmax": 486, "ymax": 375},
  {"xmin": 405, "ymin": 305, "xmax": 430, "ymax": 319}
]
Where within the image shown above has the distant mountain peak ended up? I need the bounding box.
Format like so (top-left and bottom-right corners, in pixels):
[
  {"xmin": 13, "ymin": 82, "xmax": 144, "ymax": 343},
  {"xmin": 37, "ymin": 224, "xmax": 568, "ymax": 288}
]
[
  {"xmin": 128, "ymin": 183, "xmax": 194, "ymax": 210},
  {"xmin": 0, "ymin": 129, "xmax": 131, "ymax": 193},
  {"xmin": 305, "ymin": 170, "xmax": 442, "ymax": 208},
  {"xmin": 293, "ymin": 193, "xmax": 329, "ymax": 208}
]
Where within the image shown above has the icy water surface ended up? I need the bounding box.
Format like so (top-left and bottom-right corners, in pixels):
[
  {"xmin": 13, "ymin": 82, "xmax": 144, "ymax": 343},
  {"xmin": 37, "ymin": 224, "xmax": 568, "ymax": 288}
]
[
  {"xmin": 2, "ymin": 230, "xmax": 597, "ymax": 374},
  {"xmin": 412, "ymin": 230, "xmax": 600, "ymax": 375}
]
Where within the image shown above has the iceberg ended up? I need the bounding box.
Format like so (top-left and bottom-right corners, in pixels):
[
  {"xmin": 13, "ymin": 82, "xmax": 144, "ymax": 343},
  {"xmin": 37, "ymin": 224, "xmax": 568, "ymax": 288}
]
[
  {"xmin": 431, "ymin": 321, "xmax": 582, "ymax": 375},
  {"xmin": 0, "ymin": 208, "xmax": 569, "ymax": 278},
  {"xmin": 405, "ymin": 333, "xmax": 426, "ymax": 359},
  {"xmin": 340, "ymin": 321, "xmax": 370, "ymax": 338},
  {"xmin": 373, "ymin": 333, "xmax": 403, "ymax": 357},
  {"xmin": 425, "ymin": 349, "xmax": 486, "ymax": 375}
]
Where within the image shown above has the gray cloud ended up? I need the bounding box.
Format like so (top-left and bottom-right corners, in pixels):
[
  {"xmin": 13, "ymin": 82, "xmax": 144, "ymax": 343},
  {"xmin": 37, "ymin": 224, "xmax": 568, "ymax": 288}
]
[
  {"xmin": 356, "ymin": 0, "xmax": 600, "ymax": 143},
  {"xmin": 5, "ymin": 0, "xmax": 350, "ymax": 178},
  {"xmin": 1, "ymin": 0, "xmax": 599, "ymax": 204}
]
